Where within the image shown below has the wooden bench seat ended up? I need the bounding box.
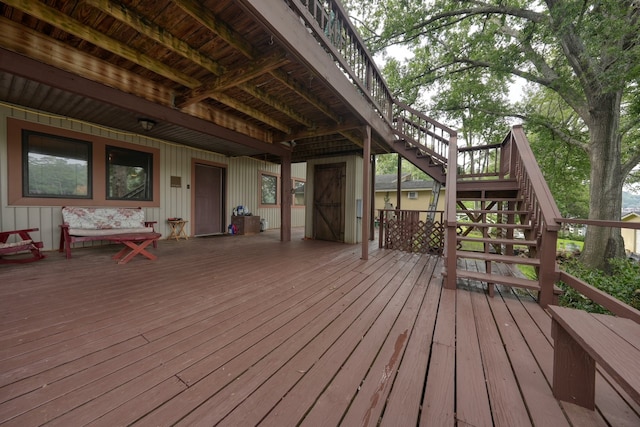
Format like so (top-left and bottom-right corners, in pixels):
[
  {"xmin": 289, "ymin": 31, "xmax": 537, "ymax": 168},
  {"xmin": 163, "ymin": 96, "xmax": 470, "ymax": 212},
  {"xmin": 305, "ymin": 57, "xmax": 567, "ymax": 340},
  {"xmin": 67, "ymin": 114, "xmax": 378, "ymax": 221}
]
[
  {"xmin": 548, "ymin": 305, "xmax": 640, "ymax": 410},
  {"xmin": 59, "ymin": 207, "xmax": 158, "ymax": 262},
  {"xmin": 0, "ymin": 228, "xmax": 45, "ymax": 264}
]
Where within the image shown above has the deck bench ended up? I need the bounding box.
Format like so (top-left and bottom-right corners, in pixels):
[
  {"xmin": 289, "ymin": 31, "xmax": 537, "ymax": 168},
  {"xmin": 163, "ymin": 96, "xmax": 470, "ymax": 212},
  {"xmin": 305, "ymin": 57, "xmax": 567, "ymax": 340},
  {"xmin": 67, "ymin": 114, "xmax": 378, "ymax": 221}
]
[
  {"xmin": 0, "ymin": 228, "xmax": 45, "ymax": 264},
  {"xmin": 59, "ymin": 207, "xmax": 159, "ymax": 263},
  {"xmin": 548, "ymin": 305, "xmax": 640, "ymax": 410}
]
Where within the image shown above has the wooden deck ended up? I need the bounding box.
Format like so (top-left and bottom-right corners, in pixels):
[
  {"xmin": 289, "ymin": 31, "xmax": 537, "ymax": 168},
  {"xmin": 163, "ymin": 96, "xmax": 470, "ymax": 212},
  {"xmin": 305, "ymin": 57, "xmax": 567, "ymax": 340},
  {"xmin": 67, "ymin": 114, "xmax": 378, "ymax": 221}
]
[{"xmin": 1, "ymin": 229, "xmax": 638, "ymax": 426}]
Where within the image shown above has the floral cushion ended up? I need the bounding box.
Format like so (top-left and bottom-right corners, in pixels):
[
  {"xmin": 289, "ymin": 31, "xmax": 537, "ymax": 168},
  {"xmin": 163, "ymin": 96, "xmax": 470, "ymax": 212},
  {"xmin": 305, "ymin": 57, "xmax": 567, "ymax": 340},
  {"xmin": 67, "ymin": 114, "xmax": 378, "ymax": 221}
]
[{"xmin": 62, "ymin": 207, "xmax": 149, "ymax": 232}]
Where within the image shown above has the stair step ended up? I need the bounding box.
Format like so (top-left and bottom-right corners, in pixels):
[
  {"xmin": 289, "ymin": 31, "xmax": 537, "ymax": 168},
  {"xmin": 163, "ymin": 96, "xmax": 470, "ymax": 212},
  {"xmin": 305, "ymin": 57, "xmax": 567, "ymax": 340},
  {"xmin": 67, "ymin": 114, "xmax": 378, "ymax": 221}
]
[
  {"xmin": 457, "ymin": 209, "xmax": 529, "ymax": 215},
  {"xmin": 457, "ymin": 222, "xmax": 531, "ymax": 229},
  {"xmin": 456, "ymin": 250, "xmax": 540, "ymax": 266},
  {"xmin": 457, "ymin": 236, "xmax": 537, "ymax": 246},
  {"xmin": 455, "ymin": 270, "xmax": 540, "ymax": 291},
  {"xmin": 457, "ymin": 197, "xmax": 521, "ymax": 202}
]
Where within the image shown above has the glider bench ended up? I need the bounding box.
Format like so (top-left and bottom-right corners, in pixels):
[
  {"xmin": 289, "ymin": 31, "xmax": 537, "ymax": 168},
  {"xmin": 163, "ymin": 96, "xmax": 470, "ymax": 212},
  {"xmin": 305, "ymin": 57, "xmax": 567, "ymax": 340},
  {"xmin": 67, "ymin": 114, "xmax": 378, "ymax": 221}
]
[
  {"xmin": 59, "ymin": 207, "xmax": 160, "ymax": 264},
  {"xmin": 0, "ymin": 228, "xmax": 45, "ymax": 264},
  {"xmin": 548, "ymin": 305, "xmax": 640, "ymax": 410}
]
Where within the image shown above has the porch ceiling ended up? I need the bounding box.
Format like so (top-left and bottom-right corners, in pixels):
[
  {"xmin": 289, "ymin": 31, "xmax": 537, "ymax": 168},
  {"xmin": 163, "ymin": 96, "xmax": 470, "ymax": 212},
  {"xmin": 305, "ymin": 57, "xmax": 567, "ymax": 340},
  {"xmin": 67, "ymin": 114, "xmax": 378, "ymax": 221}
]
[{"xmin": 0, "ymin": 0, "xmax": 392, "ymax": 162}]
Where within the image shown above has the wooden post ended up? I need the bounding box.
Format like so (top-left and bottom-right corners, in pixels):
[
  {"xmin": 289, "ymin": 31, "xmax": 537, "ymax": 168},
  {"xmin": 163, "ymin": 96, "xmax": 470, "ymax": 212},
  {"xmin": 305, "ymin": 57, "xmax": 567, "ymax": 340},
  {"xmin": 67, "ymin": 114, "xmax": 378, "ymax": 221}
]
[
  {"xmin": 538, "ymin": 226, "xmax": 558, "ymax": 307},
  {"xmin": 280, "ymin": 154, "xmax": 292, "ymax": 242},
  {"xmin": 551, "ymin": 318, "xmax": 596, "ymax": 409},
  {"xmin": 396, "ymin": 154, "xmax": 402, "ymax": 210},
  {"xmin": 370, "ymin": 154, "xmax": 376, "ymax": 241},
  {"xmin": 362, "ymin": 125, "xmax": 371, "ymax": 260}
]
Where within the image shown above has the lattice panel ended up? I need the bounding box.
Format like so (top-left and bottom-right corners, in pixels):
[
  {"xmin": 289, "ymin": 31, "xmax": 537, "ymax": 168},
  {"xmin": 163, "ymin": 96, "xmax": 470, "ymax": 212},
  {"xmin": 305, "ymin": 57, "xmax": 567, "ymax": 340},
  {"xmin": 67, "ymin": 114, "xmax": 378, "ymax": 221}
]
[{"xmin": 384, "ymin": 219, "xmax": 444, "ymax": 254}]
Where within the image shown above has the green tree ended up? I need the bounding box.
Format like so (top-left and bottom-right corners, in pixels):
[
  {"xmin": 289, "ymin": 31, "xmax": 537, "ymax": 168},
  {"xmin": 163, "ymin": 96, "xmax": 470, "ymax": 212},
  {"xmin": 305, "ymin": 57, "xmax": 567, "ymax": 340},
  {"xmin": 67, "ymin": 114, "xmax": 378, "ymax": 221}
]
[{"xmin": 347, "ymin": 0, "xmax": 640, "ymax": 270}]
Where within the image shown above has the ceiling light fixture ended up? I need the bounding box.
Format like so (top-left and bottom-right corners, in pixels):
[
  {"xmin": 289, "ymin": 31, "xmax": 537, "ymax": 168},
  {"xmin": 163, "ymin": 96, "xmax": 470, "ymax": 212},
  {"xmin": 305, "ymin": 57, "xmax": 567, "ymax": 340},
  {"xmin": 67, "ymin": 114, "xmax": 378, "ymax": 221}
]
[{"xmin": 138, "ymin": 118, "xmax": 156, "ymax": 131}]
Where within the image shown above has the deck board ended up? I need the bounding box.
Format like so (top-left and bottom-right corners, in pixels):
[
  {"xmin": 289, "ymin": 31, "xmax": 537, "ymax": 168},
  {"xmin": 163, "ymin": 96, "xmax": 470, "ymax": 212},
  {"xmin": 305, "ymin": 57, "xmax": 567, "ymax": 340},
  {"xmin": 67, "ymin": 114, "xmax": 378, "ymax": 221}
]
[{"xmin": 0, "ymin": 229, "xmax": 637, "ymax": 426}]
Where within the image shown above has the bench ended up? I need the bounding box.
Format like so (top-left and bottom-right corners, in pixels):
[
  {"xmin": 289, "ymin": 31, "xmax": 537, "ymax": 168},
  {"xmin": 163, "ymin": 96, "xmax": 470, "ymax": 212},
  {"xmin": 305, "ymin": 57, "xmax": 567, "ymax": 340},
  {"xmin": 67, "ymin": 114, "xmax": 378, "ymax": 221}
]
[
  {"xmin": 59, "ymin": 207, "xmax": 160, "ymax": 263},
  {"xmin": 0, "ymin": 228, "xmax": 45, "ymax": 264},
  {"xmin": 548, "ymin": 305, "xmax": 640, "ymax": 410}
]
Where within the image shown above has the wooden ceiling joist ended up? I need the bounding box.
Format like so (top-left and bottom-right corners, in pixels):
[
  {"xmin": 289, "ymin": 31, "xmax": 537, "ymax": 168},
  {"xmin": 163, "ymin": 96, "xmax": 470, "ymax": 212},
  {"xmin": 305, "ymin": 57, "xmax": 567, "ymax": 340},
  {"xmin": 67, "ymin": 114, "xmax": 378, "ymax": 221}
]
[
  {"xmin": 176, "ymin": 49, "xmax": 290, "ymax": 108},
  {"xmin": 83, "ymin": 0, "xmax": 314, "ymax": 131},
  {"xmin": 173, "ymin": 0, "xmax": 343, "ymax": 126},
  {"xmin": 174, "ymin": 0, "xmax": 257, "ymax": 59},
  {"xmin": 3, "ymin": 0, "xmax": 200, "ymax": 89},
  {"xmin": 82, "ymin": 0, "xmax": 227, "ymax": 76}
]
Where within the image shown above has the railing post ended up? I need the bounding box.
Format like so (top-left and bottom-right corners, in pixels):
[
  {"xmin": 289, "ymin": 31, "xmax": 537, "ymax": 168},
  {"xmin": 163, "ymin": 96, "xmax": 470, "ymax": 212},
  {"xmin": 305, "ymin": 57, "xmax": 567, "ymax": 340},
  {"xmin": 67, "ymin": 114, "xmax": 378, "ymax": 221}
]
[
  {"xmin": 538, "ymin": 225, "xmax": 559, "ymax": 307},
  {"xmin": 445, "ymin": 133, "xmax": 458, "ymax": 289}
]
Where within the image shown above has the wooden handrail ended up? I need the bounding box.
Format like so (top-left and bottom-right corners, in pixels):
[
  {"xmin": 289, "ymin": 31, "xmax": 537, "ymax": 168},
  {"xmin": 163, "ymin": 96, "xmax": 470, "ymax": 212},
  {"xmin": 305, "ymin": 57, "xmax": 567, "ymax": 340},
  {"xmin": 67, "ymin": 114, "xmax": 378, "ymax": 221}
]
[
  {"xmin": 559, "ymin": 271, "xmax": 640, "ymax": 323},
  {"xmin": 289, "ymin": 0, "xmax": 394, "ymax": 122},
  {"xmin": 555, "ymin": 218, "xmax": 640, "ymax": 230},
  {"xmin": 511, "ymin": 125, "xmax": 562, "ymax": 231}
]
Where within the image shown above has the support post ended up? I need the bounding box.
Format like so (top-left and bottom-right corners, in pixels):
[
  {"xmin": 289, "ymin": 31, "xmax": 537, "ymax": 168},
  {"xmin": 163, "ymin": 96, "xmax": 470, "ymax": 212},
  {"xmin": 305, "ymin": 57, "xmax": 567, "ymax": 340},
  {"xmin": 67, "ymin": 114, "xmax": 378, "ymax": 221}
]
[
  {"xmin": 280, "ymin": 154, "xmax": 292, "ymax": 242},
  {"xmin": 362, "ymin": 125, "xmax": 371, "ymax": 260}
]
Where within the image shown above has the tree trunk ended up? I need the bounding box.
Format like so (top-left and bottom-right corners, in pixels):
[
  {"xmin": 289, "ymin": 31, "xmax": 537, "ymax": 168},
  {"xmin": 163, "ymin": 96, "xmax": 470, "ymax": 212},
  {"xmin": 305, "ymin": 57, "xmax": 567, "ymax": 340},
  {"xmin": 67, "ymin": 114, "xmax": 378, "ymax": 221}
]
[{"xmin": 580, "ymin": 92, "xmax": 625, "ymax": 271}]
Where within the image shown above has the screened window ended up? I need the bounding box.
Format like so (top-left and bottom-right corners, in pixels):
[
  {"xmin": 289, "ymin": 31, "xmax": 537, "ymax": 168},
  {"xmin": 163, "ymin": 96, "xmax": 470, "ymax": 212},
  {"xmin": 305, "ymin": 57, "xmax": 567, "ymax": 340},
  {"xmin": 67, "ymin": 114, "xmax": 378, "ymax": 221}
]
[
  {"xmin": 293, "ymin": 179, "xmax": 305, "ymax": 206},
  {"xmin": 22, "ymin": 130, "xmax": 92, "ymax": 198},
  {"xmin": 261, "ymin": 173, "xmax": 278, "ymax": 205},
  {"xmin": 106, "ymin": 146, "xmax": 153, "ymax": 201}
]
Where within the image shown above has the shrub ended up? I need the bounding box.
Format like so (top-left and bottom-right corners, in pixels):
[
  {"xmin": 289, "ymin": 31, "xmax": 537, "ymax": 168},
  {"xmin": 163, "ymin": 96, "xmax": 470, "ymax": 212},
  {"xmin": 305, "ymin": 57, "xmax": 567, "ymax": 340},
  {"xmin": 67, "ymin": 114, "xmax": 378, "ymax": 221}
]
[{"xmin": 558, "ymin": 258, "xmax": 640, "ymax": 313}]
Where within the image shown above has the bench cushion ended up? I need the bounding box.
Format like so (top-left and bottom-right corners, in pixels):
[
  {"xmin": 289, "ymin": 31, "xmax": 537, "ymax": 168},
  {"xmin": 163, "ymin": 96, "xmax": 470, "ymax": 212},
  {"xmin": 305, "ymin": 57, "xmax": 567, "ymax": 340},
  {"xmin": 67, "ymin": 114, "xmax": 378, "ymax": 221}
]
[
  {"xmin": 68, "ymin": 227, "xmax": 154, "ymax": 237},
  {"xmin": 62, "ymin": 207, "xmax": 146, "ymax": 230}
]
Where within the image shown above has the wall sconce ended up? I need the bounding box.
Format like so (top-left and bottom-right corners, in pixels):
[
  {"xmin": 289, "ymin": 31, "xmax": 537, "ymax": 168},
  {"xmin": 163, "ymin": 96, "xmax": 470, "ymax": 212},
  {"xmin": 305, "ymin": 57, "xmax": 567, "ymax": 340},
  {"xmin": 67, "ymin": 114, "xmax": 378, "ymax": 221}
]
[{"xmin": 138, "ymin": 118, "xmax": 156, "ymax": 131}]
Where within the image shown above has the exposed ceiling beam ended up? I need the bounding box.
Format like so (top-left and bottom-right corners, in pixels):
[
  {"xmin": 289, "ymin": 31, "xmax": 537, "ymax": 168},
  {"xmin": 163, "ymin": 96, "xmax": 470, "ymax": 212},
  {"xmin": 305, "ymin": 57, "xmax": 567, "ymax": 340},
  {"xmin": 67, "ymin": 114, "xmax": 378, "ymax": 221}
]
[
  {"xmin": 212, "ymin": 92, "xmax": 291, "ymax": 134},
  {"xmin": 176, "ymin": 50, "xmax": 289, "ymax": 108},
  {"xmin": 279, "ymin": 122, "xmax": 362, "ymax": 142},
  {"xmin": 174, "ymin": 0, "xmax": 257, "ymax": 59},
  {"xmin": 81, "ymin": 0, "xmax": 226, "ymax": 75},
  {"xmin": 270, "ymin": 69, "xmax": 342, "ymax": 124},
  {"xmin": 0, "ymin": 47, "xmax": 290, "ymax": 156},
  {"xmin": 175, "ymin": 0, "xmax": 342, "ymax": 126},
  {"xmin": 83, "ymin": 0, "xmax": 312, "ymax": 130},
  {"xmin": 3, "ymin": 0, "xmax": 200, "ymax": 88}
]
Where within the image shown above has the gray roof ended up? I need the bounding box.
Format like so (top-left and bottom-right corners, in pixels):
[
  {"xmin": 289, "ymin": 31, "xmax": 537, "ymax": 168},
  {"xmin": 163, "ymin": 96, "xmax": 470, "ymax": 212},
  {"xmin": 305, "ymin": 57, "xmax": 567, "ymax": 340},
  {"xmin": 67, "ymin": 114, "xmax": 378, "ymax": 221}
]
[{"xmin": 375, "ymin": 174, "xmax": 435, "ymax": 191}]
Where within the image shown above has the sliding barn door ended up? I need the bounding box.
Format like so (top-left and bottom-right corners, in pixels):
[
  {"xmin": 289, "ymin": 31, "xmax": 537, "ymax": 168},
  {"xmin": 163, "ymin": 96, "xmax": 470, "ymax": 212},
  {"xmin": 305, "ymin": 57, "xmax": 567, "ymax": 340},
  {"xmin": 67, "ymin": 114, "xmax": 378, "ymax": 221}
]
[{"xmin": 313, "ymin": 163, "xmax": 345, "ymax": 242}]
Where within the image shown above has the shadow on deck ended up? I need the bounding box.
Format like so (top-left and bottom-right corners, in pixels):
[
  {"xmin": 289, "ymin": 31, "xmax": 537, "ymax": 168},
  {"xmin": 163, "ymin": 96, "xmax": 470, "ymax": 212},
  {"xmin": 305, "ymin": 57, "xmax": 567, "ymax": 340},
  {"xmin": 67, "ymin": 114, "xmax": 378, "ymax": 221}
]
[{"xmin": 0, "ymin": 229, "xmax": 637, "ymax": 426}]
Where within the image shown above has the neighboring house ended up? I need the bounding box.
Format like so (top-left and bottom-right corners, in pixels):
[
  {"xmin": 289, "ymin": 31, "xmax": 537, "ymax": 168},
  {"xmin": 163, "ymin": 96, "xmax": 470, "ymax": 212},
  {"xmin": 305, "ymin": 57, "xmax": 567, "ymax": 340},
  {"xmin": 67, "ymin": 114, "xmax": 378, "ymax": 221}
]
[
  {"xmin": 622, "ymin": 212, "xmax": 640, "ymax": 254},
  {"xmin": 374, "ymin": 174, "xmax": 446, "ymax": 216}
]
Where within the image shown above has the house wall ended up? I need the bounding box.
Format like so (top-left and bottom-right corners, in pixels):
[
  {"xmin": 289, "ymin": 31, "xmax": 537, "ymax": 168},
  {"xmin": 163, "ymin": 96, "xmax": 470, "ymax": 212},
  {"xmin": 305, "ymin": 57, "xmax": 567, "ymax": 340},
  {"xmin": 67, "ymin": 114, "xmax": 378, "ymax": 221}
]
[
  {"xmin": 305, "ymin": 155, "xmax": 363, "ymax": 244},
  {"xmin": 622, "ymin": 214, "xmax": 640, "ymax": 254},
  {"xmin": 374, "ymin": 189, "xmax": 446, "ymax": 220},
  {"xmin": 0, "ymin": 103, "xmax": 305, "ymax": 252}
]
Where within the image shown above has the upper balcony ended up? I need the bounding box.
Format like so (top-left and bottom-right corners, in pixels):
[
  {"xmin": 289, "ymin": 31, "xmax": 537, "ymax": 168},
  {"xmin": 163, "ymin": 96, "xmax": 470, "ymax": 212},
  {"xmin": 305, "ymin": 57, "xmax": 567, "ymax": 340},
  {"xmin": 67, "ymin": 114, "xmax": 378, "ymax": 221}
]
[{"xmin": 0, "ymin": 0, "xmax": 417, "ymax": 163}]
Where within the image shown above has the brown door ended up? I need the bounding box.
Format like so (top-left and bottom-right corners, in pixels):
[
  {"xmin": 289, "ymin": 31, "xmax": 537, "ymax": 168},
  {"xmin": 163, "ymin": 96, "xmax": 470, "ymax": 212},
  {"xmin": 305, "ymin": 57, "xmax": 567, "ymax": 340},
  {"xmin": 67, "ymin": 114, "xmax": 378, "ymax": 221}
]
[
  {"xmin": 313, "ymin": 163, "xmax": 345, "ymax": 242},
  {"xmin": 194, "ymin": 163, "xmax": 225, "ymax": 235}
]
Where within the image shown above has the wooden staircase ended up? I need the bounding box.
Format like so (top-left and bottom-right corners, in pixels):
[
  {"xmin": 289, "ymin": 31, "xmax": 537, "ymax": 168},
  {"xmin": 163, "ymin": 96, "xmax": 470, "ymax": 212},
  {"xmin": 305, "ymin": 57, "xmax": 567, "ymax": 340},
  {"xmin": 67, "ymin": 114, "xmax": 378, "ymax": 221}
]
[
  {"xmin": 387, "ymin": 107, "xmax": 562, "ymax": 306},
  {"xmin": 454, "ymin": 180, "xmax": 544, "ymax": 297}
]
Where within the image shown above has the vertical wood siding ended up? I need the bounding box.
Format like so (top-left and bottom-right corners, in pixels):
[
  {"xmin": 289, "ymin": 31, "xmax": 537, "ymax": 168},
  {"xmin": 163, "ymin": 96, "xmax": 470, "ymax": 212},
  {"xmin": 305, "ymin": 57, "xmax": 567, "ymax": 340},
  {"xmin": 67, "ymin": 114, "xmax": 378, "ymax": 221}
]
[{"xmin": 0, "ymin": 104, "xmax": 305, "ymax": 251}]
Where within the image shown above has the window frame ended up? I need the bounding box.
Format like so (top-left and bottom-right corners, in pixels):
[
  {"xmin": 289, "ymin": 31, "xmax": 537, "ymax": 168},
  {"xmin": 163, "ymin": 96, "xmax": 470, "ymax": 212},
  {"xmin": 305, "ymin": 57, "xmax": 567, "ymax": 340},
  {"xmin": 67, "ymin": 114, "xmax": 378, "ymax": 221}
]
[
  {"xmin": 292, "ymin": 178, "xmax": 306, "ymax": 207},
  {"xmin": 260, "ymin": 172, "xmax": 279, "ymax": 207},
  {"xmin": 22, "ymin": 130, "xmax": 93, "ymax": 199},
  {"xmin": 7, "ymin": 118, "xmax": 160, "ymax": 207},
  {"xmin": 105, "ymin": 145, "xmax": 153, "ymax": 201}
]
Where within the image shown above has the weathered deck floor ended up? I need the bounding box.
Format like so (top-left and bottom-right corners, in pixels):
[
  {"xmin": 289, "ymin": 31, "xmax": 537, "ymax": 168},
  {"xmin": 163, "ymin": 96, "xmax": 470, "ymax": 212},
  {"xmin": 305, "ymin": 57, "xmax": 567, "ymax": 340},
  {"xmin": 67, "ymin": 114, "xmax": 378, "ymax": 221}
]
[{"xmin": 0, "ymin": 229, "xmax": 638, "ymax": 426}]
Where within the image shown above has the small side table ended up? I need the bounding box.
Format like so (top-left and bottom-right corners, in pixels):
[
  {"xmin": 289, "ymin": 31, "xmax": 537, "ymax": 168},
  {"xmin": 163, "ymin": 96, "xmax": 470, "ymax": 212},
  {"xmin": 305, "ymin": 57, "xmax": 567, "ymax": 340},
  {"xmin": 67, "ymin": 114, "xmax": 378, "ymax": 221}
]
[{"xmin": 167, "ymin": 219, "xmax": 189, "ymax": 240}]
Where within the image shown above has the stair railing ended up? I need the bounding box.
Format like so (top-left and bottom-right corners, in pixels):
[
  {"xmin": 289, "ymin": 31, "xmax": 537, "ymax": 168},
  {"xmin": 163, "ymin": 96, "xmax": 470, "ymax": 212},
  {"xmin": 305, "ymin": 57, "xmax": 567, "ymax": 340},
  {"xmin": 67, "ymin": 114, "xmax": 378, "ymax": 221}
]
[
  {"xmin": 510, "ymin": 125, "xmax": 562, "ymax": 306},
  {"xmin": 445, "ymin": 132, "xmax": 459, "ymax": 290},
  {"xmin": 445, "ymin": 126, "xmax": 562, "ymax": 306}
]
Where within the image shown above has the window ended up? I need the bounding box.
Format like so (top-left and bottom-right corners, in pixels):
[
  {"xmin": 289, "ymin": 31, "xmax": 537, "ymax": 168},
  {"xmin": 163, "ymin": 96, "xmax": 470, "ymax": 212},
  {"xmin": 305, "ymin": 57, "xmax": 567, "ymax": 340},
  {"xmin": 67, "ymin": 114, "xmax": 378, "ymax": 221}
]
[
  {"xmin": 106, "ymin": 146, "xmax": 153, "ymax": 201},
  {"xmin": 292, "ymin": 179, "xmax": 305, "ymax": 206},
  {"xmin": 22, "ymin": 131, "xmax": 92, "ymax": 198},
  {"xmin": 408, "ymin": 191, "xmax": 418, "ymax": 199},
  {"xmin": 261, "ymin": 173, "xmax": 278, "ymax": 205}
]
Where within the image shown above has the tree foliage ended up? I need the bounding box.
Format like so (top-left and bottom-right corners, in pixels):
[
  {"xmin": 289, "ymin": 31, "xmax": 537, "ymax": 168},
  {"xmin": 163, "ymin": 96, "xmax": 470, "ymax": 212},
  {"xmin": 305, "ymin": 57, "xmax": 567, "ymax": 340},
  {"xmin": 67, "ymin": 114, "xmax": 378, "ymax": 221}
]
[{"xmin": 346, "ymin": 0, "xmax": 640, "ymax": 270}]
